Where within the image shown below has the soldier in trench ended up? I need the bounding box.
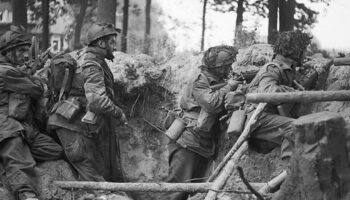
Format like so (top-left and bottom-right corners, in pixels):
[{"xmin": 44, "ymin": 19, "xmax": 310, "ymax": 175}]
[
  {"xmin": 47, "ymin": 23, "xmax": 127, "ymax": 182},
  {"xmin": 163, "ymin": 45, "xmax": 241, "ymax": 200},
  {"xmin": 242, "ymin": 30, "xmax": 312, "ymax": 164},
  {"xmin": 0, "ymin": 26, "xmax": 63, "ymax": 200}
]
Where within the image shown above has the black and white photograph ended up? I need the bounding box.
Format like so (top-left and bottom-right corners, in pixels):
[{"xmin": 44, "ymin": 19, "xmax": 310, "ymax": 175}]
[{"xmin": 0, "ymin": 0, "xmax": 349, "ymax": 199}]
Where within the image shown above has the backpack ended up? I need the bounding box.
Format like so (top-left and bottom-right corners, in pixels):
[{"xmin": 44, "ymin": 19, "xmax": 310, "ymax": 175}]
[{"xmin": 48, "ymin": 53, "xmax": 77, "ymax": 102}]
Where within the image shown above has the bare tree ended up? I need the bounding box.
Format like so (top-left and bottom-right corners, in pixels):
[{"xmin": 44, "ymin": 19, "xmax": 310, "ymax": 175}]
[
  {"xmin": 121, "ymin": 0, "xmax": 129, "ymax": 52},
  {"xmin": 234, "ymin": 0, "xmax": 244, "ymax": 45},
  {"xmin": 201, "ymin": 0, "xmax": 208, "ymax": 51},
  {"xmin": 279, "ymin": 0, "xmax": 295, "ymax": 32},
  {"xmin": 97, "ymin": 0, "xmax": 117, "ymax": 24},
  {"xmin": 42, "ymin": 0, "xmax": 49, "ymax": 49},
  {"xmin": 143, "ymin": 0, "xmax": 151, "ymax": 54},
  {"xmin": 12, "ymin": 0, "xmax": 27, "ymax": 30},
  {"xmin": 73, "ymin": 0, "xmax": 88, "ymax": 49},
  {"xmin": 268, "ymin": 0, "xmax": 278, "ymax": 44}
]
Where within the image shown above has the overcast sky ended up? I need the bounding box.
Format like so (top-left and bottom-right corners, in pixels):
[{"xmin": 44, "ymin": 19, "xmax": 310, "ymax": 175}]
[{"xmin": 156, "ymin": 0, "xmax": 350, "ymax": 52}]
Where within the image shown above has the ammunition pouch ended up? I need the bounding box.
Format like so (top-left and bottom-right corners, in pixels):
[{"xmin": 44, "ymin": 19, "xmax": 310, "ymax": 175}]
[
  {"xmin": 53, "ymin": 97, "xmax": 81, "ymax": 122},
  {"xmin": 8, "ymin": 93, "xmax": 31, "ymax": 121}
]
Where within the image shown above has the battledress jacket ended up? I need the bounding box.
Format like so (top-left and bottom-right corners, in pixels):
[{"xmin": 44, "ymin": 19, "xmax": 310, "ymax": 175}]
[
  {"xmin": 0, "ymin": 56, "xmax": 43, "ymax": 142},
  {"xmin": 177, "ymin": 69, "xmax": 233, "ymax": 158},
  {"xmin": 248, "ymin": 54, "xmax": 297, "ymax": 113}
]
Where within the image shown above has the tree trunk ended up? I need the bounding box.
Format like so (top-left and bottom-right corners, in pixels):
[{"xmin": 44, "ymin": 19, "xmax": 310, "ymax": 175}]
[
  {"xmin": 143, "ymin": 0, "xmax": 152, "ymax": 54},
  {"xmin": 97, "ymin": 0, "xmax": 117, "ymax": 24},
  {"xmin": 12, "ymin": 0, "xmax": 27, "ymax": 30},
  {"xmin": 201, "ymin": 0, "xmax": 208, "ymax": 51},
  {"xmin": 42, "ymin": 0, "xmax": 49, "ymax": 50},
  {"xmin": 73, "ymin": 0, "xmax": 88, "ymax": 49},
  {"xmin": 279, "ymin": 0, "xmax": 296, "ymax": 32},
  {"xmin": 121, "ymin": 0, "xmax": 129, "ymax": 53},
  {"xmin": 268, "ymin": 0, "xmax": 278, "ymax": 44},
  {"xmin": 234, "ymin": 0, "xmax": 245, "ymax": 45},
  {"xmin": 273, "ymin": 112, "xmax": 350, "ymax": 200}
]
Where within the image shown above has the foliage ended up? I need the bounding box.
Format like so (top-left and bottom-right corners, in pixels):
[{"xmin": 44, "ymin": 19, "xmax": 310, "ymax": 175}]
[
  {"xmin": 27, "ymin": 0, "xmax": 66, "ymax": 25},
  {"xmin": 211, "ymin": 0, "xmax": 331, "ymax": 31}
]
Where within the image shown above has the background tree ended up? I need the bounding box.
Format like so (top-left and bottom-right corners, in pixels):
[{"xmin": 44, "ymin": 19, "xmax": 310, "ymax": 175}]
[
  {"xmin": 279, "ymin": 0, "xmax": 295, "ymax": 31},
  {"xmin": 143, "ymin": 0, "xmax": 151, "ymax": 54},
  {"xmin": 97, "ymin": 0, "xmax": 117, "ymax": 24},
  {"xmin": 12, "ymin": 0, "xmax": 27, "ymax": 29},
  {"xmin": 122, "ymin": 0, "xmax": 129, "ymax": 52},
  {"xmin": 201, "ymin": 0, "xmax": 208, "ymax": 51},
  {"xmin": 73, "ymin": 0, "xmax": 88, "ymax": 49},
  {"xmin": 42, "ymin": 0, "xmax": 49, "ymax": 49},
  {"xmin": 267, "ymin": 0, "xmax": 278, "ymax": 44}
]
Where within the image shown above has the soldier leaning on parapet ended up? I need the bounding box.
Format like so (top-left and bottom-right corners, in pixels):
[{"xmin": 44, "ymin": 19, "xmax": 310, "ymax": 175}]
[
  {"xmin": 241, "ymin": 30, "xmax": 311, "ymax": 165},
  {"xmin": 162, "ymin": 45, "xmax": 241, "ymax": 200},
  {"xmin": 47, "ymin": 23, "xmax": 127, "ymax": 183},
  {"xmin": 0, "ymin": 25, "xmax": 63, "ymax": 200}
]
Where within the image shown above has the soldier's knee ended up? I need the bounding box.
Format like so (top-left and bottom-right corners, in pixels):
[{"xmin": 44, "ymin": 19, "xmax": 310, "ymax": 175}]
[{"xmin": 63, "ymin": 140, "xmax": 85, "ymax": 163}]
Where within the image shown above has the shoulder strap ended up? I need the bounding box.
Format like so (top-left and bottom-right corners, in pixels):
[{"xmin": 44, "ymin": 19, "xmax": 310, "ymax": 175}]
[{"xmin": 58, "ymin": 68, "xmax": 69, "ymax": 101}]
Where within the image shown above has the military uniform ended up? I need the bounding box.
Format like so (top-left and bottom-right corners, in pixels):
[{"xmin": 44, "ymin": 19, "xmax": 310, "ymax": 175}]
[
  {"xmin": 247, "ymin": 54, "xmax": 297, "ymax": 159},
  {"xmin": 48, "ymin": 47, "xmax": 124, "ymax": 182},
  {"xmin": 165, "ymin": 69, "xmax": 236, "ymax": 200},
  {"xmin": 0, "ymin": 55, "xmax": 63, "ymax": 197}
]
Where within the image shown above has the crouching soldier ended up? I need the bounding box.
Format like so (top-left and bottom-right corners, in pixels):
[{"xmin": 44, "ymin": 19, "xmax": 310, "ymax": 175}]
[
  {"xmin": 164, "ymin": 45, "xmax": 241, "ymax": 200},
  {"xmin": 246, "ymin": 30, "xmax": 311, "ymax": 163},
  {"xmin": 47, "ymin": 23, "xmax": 126, "ymax": 182},
  {"xmin": 0, "ymin": 26, "xmax": 63, "ymax": 200}
]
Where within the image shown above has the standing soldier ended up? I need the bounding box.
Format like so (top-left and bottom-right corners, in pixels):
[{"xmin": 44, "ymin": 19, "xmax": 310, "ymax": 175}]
[
  {"xmin": 48, "ymin": 23, "xmax": 126, "ymax": 182},
  {"xmin": 246, "ymin": 30, "xmax": 311, "ymax": 162},
  {"xmin": 164, "ymin": 45, "xmax": 240, "ymax": 200},
  {"xmin": 0, "ymin": 26, "xmax": 63, "ymax": 200}
]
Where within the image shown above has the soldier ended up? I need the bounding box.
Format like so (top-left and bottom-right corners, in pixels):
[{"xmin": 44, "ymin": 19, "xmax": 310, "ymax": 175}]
[
  {"xmin": 0, "ymin": 26, "xmax": 63, "ymax": 200},
  {"xmin": 246, "ymin": 30, "xmax": 311, "ymax": 162},
  {"xmin": 164, "ymin": 45, "xmax": 241, "ymax": 200},
  {"xmin": 48, "ymin": 23, "xmax": 126, "ymax": 182}
]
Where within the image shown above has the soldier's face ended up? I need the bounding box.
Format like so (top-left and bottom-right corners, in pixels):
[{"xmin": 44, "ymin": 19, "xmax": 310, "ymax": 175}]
[
  {"xmin": 6, "ymin": 45, "xmax": 30, "ymax": 65},
  {"xmin": 105, "ymin": 36, "xmax": 117, "ymax": 60},
  {"xmin": 212, "ymin": 64, "xmax": 231, "ymax": 79}
]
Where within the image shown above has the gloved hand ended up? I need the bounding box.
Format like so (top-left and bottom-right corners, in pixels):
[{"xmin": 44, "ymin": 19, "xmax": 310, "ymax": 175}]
[{"xmin": 114, "ymin": 106, "xmax": 128, "ymax": 125}]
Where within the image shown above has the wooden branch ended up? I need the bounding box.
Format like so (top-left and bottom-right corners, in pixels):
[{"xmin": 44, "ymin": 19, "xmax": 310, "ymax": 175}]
[
  {"xmin": 204, "ymin": 142, "xmax": 249, "ymax": 200},
  {"xmin": 258, "ymin": 170, "xmax": 287, "ymax": 195},
  {"xmin": 246, "ymin": 90, "xmax": 350, "ymax": 103},
  {"xmin": 208, "ymin": 103, "xmax": 267, "ymax": 182},
  {"xmin": 54, "ymin": 181, "xmax": 212, "ymax": 192}
]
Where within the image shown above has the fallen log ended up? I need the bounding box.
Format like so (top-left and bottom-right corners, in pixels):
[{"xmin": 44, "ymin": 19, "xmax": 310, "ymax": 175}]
[
  {"xmin": 246, "ymin": 90, "xmax": 350, "ymax": 103},
  {"xmin": 54, "ymin": 181, "xmax": 263, "ymax": 193},
  {"xmin": 258, "ymin": 170, "xmax": 287, "ymax": 195},
  {"xmin": 54, "ymin": 182, "xmax": 212, "ymax": 192},
  {"xmin": 204, "ymin": 142, "xmax": 249, "ymax": 200},
  {"xmin": 207, "ymin": 103, "xmax": 267, "ymax": 182}
]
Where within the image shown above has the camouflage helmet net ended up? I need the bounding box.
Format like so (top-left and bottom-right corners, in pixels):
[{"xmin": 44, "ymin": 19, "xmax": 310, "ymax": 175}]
[
  {"xmin": 203, "ymin": 45, "xmax": 238, "ymax": 68},
  {"xmin": 0, "ymin": 25, "xmax": 31, "ymax": 54},
  {"xmin": 273, "ymin": 30, "xmax": 312, "ymax": 61}
]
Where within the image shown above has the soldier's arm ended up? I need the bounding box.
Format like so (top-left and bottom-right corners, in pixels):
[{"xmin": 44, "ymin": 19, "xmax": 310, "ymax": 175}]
[
  {"xmin": 333, "ymin": 57, "xmax": 350, "ymax": 66},
  {"xmin": 0, "ymin": 68, "xmax": 43, "ymax": 99},
  {"xmin": 258, "ymin": 66, "xmax": 295, "ymax": 93},
  {"xmin": 82, "ymin": 64, "xmax": 123, "ymax": 117},
  {"xmin": 192, "ymin": 74, "xmax": 237, "ymax": 114}
]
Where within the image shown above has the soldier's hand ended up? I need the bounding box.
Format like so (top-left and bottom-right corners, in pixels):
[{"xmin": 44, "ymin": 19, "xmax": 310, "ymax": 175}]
[
  {"xmin": 120, "ymin": 112, "xmax": 128, "ymax": 125},
  {"xmin": 227, "ymin": 79, "xmax": 242, "ymax": 91}
]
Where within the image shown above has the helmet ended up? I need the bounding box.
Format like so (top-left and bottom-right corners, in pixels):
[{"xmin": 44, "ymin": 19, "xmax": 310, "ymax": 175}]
[
  {"xmin": 0, "ymin": 25, "xmax": 31, "ymax": 54},
  {"xmin": 274, "ymin": 30, "xmax": 312, "ymax": 61},
  {"xmin": 86, "ymin": 23, "xmax": 121, "ymax": 45},
  {"xmin": 203, "ymin": 45, "xmax": 238, "ymax": 68}
]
